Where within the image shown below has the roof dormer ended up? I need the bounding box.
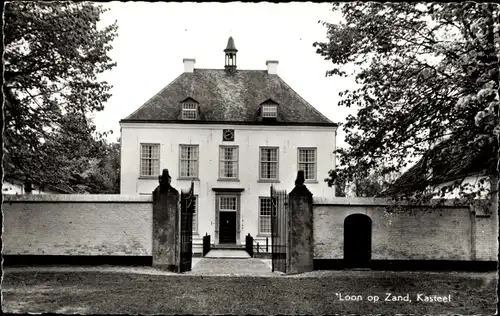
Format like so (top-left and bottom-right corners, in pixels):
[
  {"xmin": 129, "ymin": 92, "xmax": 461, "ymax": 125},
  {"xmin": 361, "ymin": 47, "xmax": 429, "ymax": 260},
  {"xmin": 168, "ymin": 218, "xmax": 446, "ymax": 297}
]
[
  {"xmin": 181, "ymin": 97, "xmax": 199, "ymax": 120},
  {"xmin": 260, "ymin": 99, "xmax": 279, "ymax": 119}
]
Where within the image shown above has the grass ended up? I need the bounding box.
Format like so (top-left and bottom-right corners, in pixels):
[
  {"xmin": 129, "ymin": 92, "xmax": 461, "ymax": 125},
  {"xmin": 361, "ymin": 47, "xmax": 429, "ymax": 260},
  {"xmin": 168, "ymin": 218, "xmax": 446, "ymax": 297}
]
[{"xmin": 2, "ymin": 270, "xmax": 497, "ymax": 315}]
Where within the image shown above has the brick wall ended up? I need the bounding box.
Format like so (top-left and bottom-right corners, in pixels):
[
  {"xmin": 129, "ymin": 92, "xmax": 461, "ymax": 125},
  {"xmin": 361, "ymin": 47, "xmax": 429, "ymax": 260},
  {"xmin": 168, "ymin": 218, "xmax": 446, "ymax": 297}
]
[
  {"xmin": 473, "ymin": 201, "xmax": 499, "ymax": 261},
  {"xmin": 313, "ymin": 197, "xmax": 497, "ymax": 261},
  {"xmin": 3, "ymin": 195, "xmax": 153, "ymax": 256},
  {"xmin": 4, "ymin": 194, "xmax": 496, "ymax": 263}
]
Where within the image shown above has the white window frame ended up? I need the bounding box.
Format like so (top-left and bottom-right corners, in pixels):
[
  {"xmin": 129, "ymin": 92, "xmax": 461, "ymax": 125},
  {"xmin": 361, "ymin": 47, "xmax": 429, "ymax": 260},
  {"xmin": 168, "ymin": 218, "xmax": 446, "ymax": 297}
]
[
  {"xmin": 182, "ymin": 103, "xmax": 198, "ymax": 120},
  {"xmin": 179, "ymin": 144, "xmax": 199, "ymax": 179},
  {"xmin": 219, "ymin": 146, "xmax": 239, "ymax": 179},
  {"xmin": 219, "ymin": 196, "xmax": 237, "ymax": 212},
  {"xmin": 259, "ymin": 147, "xmax": 279, "ymax": 180},
  {"xmin": 297, "ymin": 147, "xmax": 317, "ymax": 181},
  {"xmin": 140, "ymin": 143, "xmax": 160, "ymax": 177},
  {"xmin": 258, "ymin": 197, "xmax": 272, "ymax": 235},
  {"xmin": 192, "ymin": 195, "xmax": 198, "ymax": 234},
  {"xmin": 262, "ymin": 104, "xmax": 277, "ymax": 118}
]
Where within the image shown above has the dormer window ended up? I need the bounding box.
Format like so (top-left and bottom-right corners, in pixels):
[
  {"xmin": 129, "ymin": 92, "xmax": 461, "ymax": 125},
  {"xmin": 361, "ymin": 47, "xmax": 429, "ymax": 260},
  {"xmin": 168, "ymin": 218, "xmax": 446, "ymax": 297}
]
[
  {"xmin": 181, "ymin": 98, "xmax": 199, "ymax": 120},
  {"xmin": 260, "ymin": 99, "xmax": 279, "ymax": 119},
  {"xmin": 262, "ymin": 104, "xmax": 277, "ymax": 118}
]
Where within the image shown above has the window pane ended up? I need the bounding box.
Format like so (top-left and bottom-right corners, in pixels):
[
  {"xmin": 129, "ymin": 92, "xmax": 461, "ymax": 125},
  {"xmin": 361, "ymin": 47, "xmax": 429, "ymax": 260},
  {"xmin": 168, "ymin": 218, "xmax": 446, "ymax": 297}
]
[
  {"xmin": 260, "ymin": 148, "xmax": 277, "ymax": 162},
  {"xmin": 183, "ymin": 103, "xmax": 197, "ymax": 110},
  {"xmin": 306, "ymin": 163, "xmax": 313, "ymax": 180},
  {"xmin": 152, "ymin": 159, "xmax": 159, "ymax": 176},
  {"xmin": 260, "ymin": 162, "xmax": 268, "ymax": 179},
  {"xmin": 220, "ymin": 197, "xmax": 236, "ymax": 210},
  {"xmin": 298, "ymin": 149, "xmax": 316, "ymax": 163},
  {"xmin": 182, "ymin": 111, "xmax": 195, "ymax": 120},
  {"xmin": 180, "ymin": 146, "xmax": 188, "ymax": 159},
  {"xmin": 260, "ymin": 215, "xmax": 271, "ymax": 233},
  {"xmin": 141, "ymin": 159, "xmax": 150, "ymax": 175},
  {"xmin": 259, "ymin": 198, "xmax": 272, "ymax": 233},
  {"xmin": 141, "ymin": 144, "xmax": 159, "ymax": 159},
  {"xmin": 225, "ymin": 161, "xmax": 234, "ymax": 177},
  {"xmin": 224, "ymin": 147, "xmax": 235, "ymax": 161},
  {"xmin": 192, "ymin": 196, "xmax": 197, "ymax": 232},
  {"xmin": 180, "ymin": 145, "xmax": 198, "ymax": 177},
  {"xmin": 298, "ymin": 149, "xmax": 316, "ymax": 180},
  {"xmin": 140, "ymin": 144, "xmax": 160, "ymax": 176},
  {"xmin": 262, "ymin": 104, "xmax": 277, "ymax": 118},
  {"xmin": 189, "ymin": 162, "xmax": 196, "ymax": 177},
  {"xmin": 151, "ymin": 145, "xmax": 159, "ymax": 159},
  {"xmin": 182, "ymin": 110, "xmax": 196, "ymax": 120},
  {"xmin": 260, "ymin": 198, "xmax": 272, "ymax": 215},
  {"xmin": 269, "ymin": 149, "xmax": 277, "ymax": 161},
  {"xmin": 180, "ymin": 161, "xmax": 188, "ymax": 177},
  {"xmin": 260, "ymin": 148, "xmax": 278, "ymax": 179},
  {"xmin": 182, "ymin": 103, "xmax": 197, "ymax": 120},
  {"xmin": 269, "ymin": 162, "xmax": 277, "ymax": 178},
  {"xmin": 299, "ymin": 163, "xmax": 316, "ymax": 180},
  {"xmin": 220, "ymin": 147, "xmax": 237, "ymax": 178}
]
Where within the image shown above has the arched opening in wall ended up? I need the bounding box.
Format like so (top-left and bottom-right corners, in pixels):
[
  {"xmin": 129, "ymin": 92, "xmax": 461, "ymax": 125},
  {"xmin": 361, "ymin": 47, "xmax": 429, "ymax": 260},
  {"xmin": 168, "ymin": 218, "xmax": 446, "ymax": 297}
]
[{"xmin": 344, "ymin": 214, "xmax": 372, "ymax": 268}]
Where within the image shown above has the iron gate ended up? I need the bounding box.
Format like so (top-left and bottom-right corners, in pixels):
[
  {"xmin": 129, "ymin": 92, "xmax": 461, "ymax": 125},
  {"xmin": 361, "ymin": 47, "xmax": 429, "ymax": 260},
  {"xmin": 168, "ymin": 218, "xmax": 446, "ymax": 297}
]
[
  {"xmin": 271, "ymin": 185, "xmax": 288, "ymax": 273},
  {"xmin": 180, "ymin": 182, "xmax": 195, "ymax": 272}
]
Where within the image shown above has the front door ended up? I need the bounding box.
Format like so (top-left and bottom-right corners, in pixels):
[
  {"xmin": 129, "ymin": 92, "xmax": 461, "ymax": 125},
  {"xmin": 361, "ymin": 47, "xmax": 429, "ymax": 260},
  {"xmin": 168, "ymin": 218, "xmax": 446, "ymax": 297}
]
[
  {"xmin": 219, "ymin": 211, "xmax": 236, "ymax": 244},
  {"xmin": 216, "ymin": 195, "xmax": 239, "ymax": 244}
]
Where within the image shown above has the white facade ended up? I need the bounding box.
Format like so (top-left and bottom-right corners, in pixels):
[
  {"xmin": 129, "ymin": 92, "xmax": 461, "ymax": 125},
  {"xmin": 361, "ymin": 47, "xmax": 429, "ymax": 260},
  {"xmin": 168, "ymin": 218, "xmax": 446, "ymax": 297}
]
[
  {"xmin": 120, "ymin": 122, "xmax": 337, "ymax": 247},
  {"xmin": 2, "ymin": 181, "xmax": 59, "ymax": 195}
]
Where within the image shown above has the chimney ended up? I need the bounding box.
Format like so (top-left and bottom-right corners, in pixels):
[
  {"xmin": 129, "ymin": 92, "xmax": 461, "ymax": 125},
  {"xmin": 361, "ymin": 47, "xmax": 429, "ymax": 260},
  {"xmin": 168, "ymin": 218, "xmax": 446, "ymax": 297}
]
[
  {"xmin": 266, "ymin": 60, "xmax": 278, "ymax": 75},
  {"xmin": 183, "ymin": 58, "xmax": 196, "ymax": 73}
]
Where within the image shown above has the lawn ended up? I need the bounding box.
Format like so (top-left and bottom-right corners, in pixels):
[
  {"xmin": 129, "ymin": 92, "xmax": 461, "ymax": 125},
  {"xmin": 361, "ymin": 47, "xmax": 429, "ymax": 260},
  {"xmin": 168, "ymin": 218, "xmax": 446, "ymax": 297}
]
[{"xmin": 2, "ymin": 269, "xmax": 497, "ymax": 315}]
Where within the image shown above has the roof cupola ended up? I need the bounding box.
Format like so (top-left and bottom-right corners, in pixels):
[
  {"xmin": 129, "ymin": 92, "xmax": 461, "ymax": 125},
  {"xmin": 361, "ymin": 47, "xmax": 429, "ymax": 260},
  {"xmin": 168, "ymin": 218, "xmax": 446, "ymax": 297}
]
[{"xmin": 224, "ymin": 36, "xmax": 238, "ymax": 74}]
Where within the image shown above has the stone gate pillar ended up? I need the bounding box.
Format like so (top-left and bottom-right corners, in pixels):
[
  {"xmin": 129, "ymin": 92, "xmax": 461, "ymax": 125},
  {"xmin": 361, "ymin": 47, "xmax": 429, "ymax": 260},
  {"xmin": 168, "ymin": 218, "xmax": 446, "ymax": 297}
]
[
  {"xmin": 287, "ymin": 170, "xmax": 314, "ymax": 274},
  {"xmin": 152, "ymin": 169, "xmax": 180, "ymax": 271}
]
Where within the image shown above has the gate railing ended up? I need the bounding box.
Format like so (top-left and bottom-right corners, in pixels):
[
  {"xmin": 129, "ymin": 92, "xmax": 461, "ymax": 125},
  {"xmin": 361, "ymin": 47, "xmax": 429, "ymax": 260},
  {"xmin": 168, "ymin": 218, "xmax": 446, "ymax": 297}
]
[
  {"xmin": 253, "ymin": 237, "xmax": 269, "ymax": 253},
  {"xmin": 271, "ymin": 185, "xmax": 288, "ymax": 273},
  {"xmin": 179, "ymin": 181, "xmax": 195, "ymax": 272}
]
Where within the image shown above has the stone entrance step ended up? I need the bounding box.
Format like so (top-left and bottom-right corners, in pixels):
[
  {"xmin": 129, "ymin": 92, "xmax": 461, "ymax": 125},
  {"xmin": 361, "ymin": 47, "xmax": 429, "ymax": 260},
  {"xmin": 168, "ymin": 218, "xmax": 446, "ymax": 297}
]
[
  {"xmin": 204, "ymin": 249, "xmax": 250, "ymax": 259},
  {"xmin": 212, "ymin": 244, "xmax": 245, "ymax": 249}
]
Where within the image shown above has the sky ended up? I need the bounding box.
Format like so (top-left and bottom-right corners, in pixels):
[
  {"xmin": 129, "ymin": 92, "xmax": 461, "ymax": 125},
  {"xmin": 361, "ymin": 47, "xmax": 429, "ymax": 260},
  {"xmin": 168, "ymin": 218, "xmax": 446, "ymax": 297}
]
[{"xmin": 94, "ymin": 2, "xmax": 358, "ymax": 148}]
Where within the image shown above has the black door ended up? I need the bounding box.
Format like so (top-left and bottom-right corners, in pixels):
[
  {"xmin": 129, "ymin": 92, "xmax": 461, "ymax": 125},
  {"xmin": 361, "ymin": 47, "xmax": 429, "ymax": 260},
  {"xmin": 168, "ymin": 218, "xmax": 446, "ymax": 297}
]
[
  {"xmin": 219, "ymin": 211, "xmax": 236, "ymax": 244},
  {"xmin": 344, "ymin": 214, "xmax": 372, "ymax": 268}
]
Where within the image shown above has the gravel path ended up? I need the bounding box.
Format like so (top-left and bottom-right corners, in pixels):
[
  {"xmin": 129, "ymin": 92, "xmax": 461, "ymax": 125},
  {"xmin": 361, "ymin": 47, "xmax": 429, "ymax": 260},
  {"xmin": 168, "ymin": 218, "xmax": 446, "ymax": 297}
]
[
  {"xmin": 3, "ymin": 258, "xmax": 276, "ymax": 277},
  {"xmin": 5, "ymin": 260, "xmax": 494, "ymax": 279},
  {"xmin": 188, "ymin": 258, "xmax": 280, "ymax": 276}
]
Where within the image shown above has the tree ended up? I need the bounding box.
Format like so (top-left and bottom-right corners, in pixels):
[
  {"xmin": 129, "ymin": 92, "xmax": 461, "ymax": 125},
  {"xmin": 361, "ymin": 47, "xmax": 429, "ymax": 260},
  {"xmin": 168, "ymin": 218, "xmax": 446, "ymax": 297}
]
[
  {"xmin": 334, "ymin": 165, "xmax": 400, "ymax": 197},
  {"xmin": 315, "ymin": 3, "xmax": 499, "ymax": 202},
  {"xmin": 77, "ymin": 140, "xmax": 121, "ymax": 194},
  {"xmin": 34, "ymin": 113, "xmax": 120, "ymax": 194},
  {"xmin": 3, "ymin": 1, "xmax": 118, "ymax": 190}
]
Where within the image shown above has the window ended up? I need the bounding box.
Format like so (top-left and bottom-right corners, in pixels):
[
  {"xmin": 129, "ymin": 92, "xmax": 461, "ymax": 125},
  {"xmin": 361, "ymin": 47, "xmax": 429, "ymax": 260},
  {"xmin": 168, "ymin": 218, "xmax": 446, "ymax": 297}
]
[
  {"xmin": 262, "ymin": 104, "xmax": 277, "ymax": 118},
  {"xmin": 182, "ymin": 103, "xmax": 198, "ymax": 120},
  {"xmin": 259, "ymin": 197, "xmax": 272, "ymax": 234},
  {"xmin": 298, "ymin": 148, "xmax": 317, "ymax": 181},
  {"xmin": 192, "ymin": 195, "xmax": 198, "ymax": 233},
  {"xmin": 219, "ymin": 196, "xmax": 237, "ymax": 211},
  {"xmin": 140, "ymin": 144, "xmax": 160, "ymax": 177},
  {"xmin": 219, "ymin": 146, "xmax": 238, "ymax": 179},
  {"xmin": 260, "ymin": 147, "xmax": 279, "ymax": 180},
  {"xmin": 179, "ymin": 145, "xmax": 199, "ymax": 178}
]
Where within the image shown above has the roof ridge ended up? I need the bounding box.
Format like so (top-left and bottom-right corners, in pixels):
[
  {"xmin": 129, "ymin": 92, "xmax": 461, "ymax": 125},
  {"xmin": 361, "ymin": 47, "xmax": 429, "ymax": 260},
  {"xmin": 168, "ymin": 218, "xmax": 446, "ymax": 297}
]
[
  {"xmin": 275, "ymin": 75, "xmax": 334, "ymax": 125},
  {"xmin": 194, "ymin": 68, "xmax": 267, "ymax": 72},
  {"xmin": 123, "ymin": 73, "xmax": 185, "ymax": 120}
]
